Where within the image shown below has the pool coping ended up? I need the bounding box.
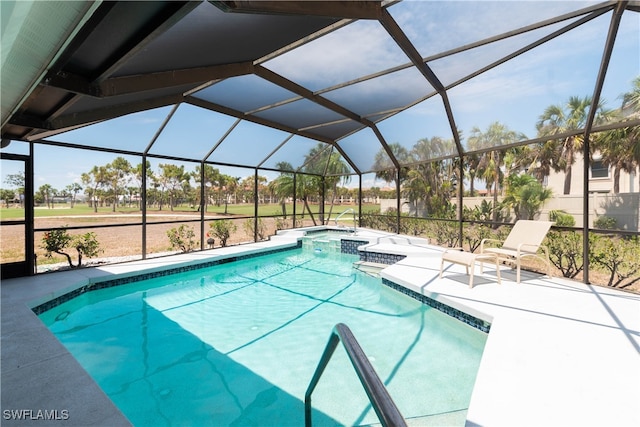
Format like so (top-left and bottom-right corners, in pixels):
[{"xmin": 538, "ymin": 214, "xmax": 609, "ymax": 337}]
[{"xmin": 2, "ymin": 228, "xmax": 639, "ymax": 426}]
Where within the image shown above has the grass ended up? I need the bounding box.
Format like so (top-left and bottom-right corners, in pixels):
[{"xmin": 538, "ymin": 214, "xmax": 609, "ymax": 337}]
[{"xmin": 0, "ymin": 202, "xmax": 379, "ymax": 220}]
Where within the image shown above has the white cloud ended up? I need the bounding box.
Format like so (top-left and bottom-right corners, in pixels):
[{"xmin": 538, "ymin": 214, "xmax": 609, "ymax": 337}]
[
  {"xmin": 444, "ymin": 9, "xmax": 615, "ymax": 118},
  {"xmin": 265, "ymin": 20, "xmax": 407, "ymax": 88},
  {"xmin": 391, "ymin": 0, "xmax": 599, "ymax": 57}
]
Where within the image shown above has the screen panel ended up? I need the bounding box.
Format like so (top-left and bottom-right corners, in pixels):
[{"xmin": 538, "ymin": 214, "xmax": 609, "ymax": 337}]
[
  {"xmin": 44, "ymin": 107, "xmax": 173, "ymax": 152},
  {"xmin": 148, "ymin": 104, "xmax": 239, "ymax": 159},
  {"xmin": 263, "ymin": 19, "xmax": 409, "ymax": 92}
]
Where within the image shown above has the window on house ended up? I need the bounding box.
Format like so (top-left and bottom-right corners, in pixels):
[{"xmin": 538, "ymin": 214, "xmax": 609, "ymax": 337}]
[{"xmin": 590, "ymin": 160, "xmax": 608, "ymax": 179}]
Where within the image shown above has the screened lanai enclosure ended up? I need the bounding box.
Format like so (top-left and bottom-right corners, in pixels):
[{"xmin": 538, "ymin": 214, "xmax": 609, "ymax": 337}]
[{"xmin": 1, "ymin": 1, "xmax": 639, "ymax": 288}]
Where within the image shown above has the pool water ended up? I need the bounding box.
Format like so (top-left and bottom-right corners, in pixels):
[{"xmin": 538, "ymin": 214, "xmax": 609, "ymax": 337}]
[{"xmin": 39, "ymin": 249, "xmax": 487, "ymax": 426}]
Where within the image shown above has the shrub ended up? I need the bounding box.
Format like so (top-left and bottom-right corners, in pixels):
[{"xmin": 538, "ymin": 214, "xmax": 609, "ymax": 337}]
[
  {"xmin": 503, "ymin": 173, "xmax": 553, "ymax": 220},
  {"xmin": 400, "ymin": 216, "xmax": 428, "ymax": 236},
  {"xmin": 546, "ymin": 229, "xmax": 583, "ymax": 278},
  {"xmin": 243, "ymin": 217, "xmax": 267, "ymax": 241},
  {"xmin": 361, "ymin": 211, "xmax": 397, "ymax": 232},
  {"xmin": 42, "ymin": 228, "xmax": 74, "ymax": 267},
  {"xmin": 274, "ymin": 215, "xmax": 289, "ymax": 230},
  {"xmin": 464, "ymin": 223, "xmax": 493, "ymax": 253},
  {"xmin": 549, "ymin": 210, "xmax": 575, "ymax": 227},
  {"xmin": 166, "ymin": 225, "xmax": 197, "ymax": 252},
  {"xmin": 546, "ymin": 228, "xmax": 599, "ymax": 279},
  {"xmin": 427, "ymin": 219, "xmax": 460, "ymax": 248},
  {"xmin": 41, "ymin": 227, "xmax": 102, "ymax": 267},
  {"xmin": 463, "ymin": 200, "xmax": 492, "ymax": 222},
  {"xmin": 593, "ymin": 215, "xmax": 617, "ymax": 230},
  {"xmin": 209, "ymin": 219, "xmax": 237, "ymax": 247},
  {"xmin": 591, "ymin": 235, "xmax": 640, "ymax": 288},
  {"xmin": 73, "ymin": 232, "xmax": 101, "ymax": 266},
  {"xmin": 463, "ymin": 199, "xmax": 511, "ymax": 227}
]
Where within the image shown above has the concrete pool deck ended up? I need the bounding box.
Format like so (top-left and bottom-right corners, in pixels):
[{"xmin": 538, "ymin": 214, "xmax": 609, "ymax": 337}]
[{"xmin": 2, "ymin": 228, "xmax": 639, "ymax": 426}]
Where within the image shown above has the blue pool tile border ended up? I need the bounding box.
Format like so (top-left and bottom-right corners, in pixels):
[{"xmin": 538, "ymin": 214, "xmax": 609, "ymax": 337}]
[
  {"xmin": 32, "ymin": 243, "xmax": 301, "ymax": 315},
  {"xmin": 382, "ymin": 277, "xmax": 491, "ymax": 333},
  {"xmin": 359, "ymin": 251, "xmax": 406, "ymax": 265},
  {"xmin": 341, "ymin": 239, "xmax": 369, "ymax": 255}
]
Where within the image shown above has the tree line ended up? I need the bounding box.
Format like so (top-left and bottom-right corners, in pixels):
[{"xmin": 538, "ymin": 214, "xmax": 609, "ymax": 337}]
[
  {"xmin": 370, "ymin": 77, "xmax": 640, "ymax": 221},
  {"xmin": 72, "ymin": 161, "xmax": 257, "ymax": 212}
]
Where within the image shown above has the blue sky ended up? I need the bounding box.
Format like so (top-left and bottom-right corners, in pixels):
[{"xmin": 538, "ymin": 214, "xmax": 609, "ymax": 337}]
[{"xmin": 2, "ymin": 1, "xmax": 638, "ymax": 193}]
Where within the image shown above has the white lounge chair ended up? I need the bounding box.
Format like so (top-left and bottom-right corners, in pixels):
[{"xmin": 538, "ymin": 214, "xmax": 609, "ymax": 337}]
[{"xmin": 480, "ymin": 220, "xmax": 554, "ymax": 283}]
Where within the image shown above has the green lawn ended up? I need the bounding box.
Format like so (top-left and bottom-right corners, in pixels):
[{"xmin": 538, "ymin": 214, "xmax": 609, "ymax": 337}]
[{"xmin": 1, "ymin": 202, "xmax": 379, "ymax": 220}]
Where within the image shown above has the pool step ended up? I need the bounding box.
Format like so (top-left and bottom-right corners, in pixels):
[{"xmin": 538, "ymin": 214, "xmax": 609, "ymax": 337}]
[{"xmin": 353, "ymin": 261, "xmax": 387, "ymax": 276}]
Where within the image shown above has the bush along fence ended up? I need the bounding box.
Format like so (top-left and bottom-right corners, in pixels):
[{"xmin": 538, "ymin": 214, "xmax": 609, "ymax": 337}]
[{"xmin": 41, "ymin": 227, "xmax": 102, "ymax": 268}]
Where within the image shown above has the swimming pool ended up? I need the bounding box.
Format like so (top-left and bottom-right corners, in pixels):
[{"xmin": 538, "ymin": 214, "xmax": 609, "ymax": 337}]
[{"xmin": 39, "ymin": 247, "xmax": 487, "ymax": 426}]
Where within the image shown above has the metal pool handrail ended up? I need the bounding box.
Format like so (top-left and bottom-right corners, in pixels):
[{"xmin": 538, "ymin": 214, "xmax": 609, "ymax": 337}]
[
  {"xmin": 304, "ymin": 323, "xmax": 407, "ymax": 427},
  {"xmin": 334, "ymin": 208, "xmax": 357, "ymax": 231}
]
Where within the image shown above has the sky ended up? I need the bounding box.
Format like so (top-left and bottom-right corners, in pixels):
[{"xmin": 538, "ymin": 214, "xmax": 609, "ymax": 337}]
[{"xmin": 1, "ymin": 1, "xmax": 638, "ymax": 193}]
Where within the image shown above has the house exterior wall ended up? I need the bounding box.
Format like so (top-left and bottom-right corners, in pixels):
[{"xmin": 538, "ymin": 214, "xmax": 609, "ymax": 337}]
[
  {"xmin": 544, "ymin": 151, "xmax": 637, "ymax": 195},
  {"xmin": 379, "ymin": 151, "xmax": 639, "ymax": 231},
  {"xmin": 459, "ymin": 194, "xmax": 639, "ymax": 230},
  {"xmin": 383, "ymin": 193, "xmax": 640, "ymax": 230},
  {"xmin": 541, "ymin": 193, "xmax": 640, "ymax": 230}
]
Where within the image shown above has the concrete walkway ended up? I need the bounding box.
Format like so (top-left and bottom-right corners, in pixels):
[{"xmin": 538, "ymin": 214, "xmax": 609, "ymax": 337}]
[{"xmin": 2, "ymin": 231, "xmax": 639, "ymax": 426}]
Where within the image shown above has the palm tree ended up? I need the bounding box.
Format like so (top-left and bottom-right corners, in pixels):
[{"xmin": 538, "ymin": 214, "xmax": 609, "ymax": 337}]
[
  {"xmin": 522, "ymin": 139, "xmax": 562, "ymax": 183},
  {"xmin": 270, "ymin": 161, "xmax": 318, "ymax": 225},
  {"xmin": 301, "ymin": 145, "xmax": 329, "ymax": 224},
  {"xmin": 403, "ymin": 166, "xmax": 433, "ymax": 217},
  {"xmin": 596, "ymin": 76, "xmax": 640, "ymax": 190},
  {"xmin": 536, "ymin": 96, "xmax": 613, "ymax": 195},
  {"xmin": 323, "ymin": 150, "xmax": 352, "ymax": 224},
  {"xmin": 217, "ymin": 174, "xmax": 239, "ymax": 214},
  {"xmin": 37, "ymin": 184, "xmax": 55, "ymax": 209},
  {"xmin": 268, "ymin": 162, "xmax": 294, "ymax": 218},
  {"xmin": 480, "ymin": 150, "xmax": 502, "ymax": 218},
  {"xmin": 372, "ymin": 142, "xmax": 411, "ymax": 189},
  {"xmin": 468, "ymin": 122, "xmax": 522, "ymax": 222},
  {"xmin": 65, "ymin": 183, "xmax": 83, "ymax": 208},
  {"xmin": 621, "ymin": 76, "xmax": 640, "ymax": 115},
  {"xmin": 503, "ymin": 173, "xmax": 553, "ymax": 220},
  {"xmin": 295, "ymin": 173, "xmax": 319, "ymax": 225},
  {"xmin": 408, "ymin": 136, "xmax": 457, "ymax": 216},
  {"xmin": 302, "ymin": 143, "xmax": 352, "ymax": 225},
  {"xmin": 465, "ymin": 152, "xmax": 481, "ymax": 196},
  {"xmin": 595, "ymin": 127, "xmax": 638, "ymax": 193}
]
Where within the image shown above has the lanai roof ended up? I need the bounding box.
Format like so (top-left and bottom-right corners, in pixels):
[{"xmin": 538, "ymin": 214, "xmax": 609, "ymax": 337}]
[{"xmin": 1, "ymin": 1, "xmax": 639, "ymax": 175}]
